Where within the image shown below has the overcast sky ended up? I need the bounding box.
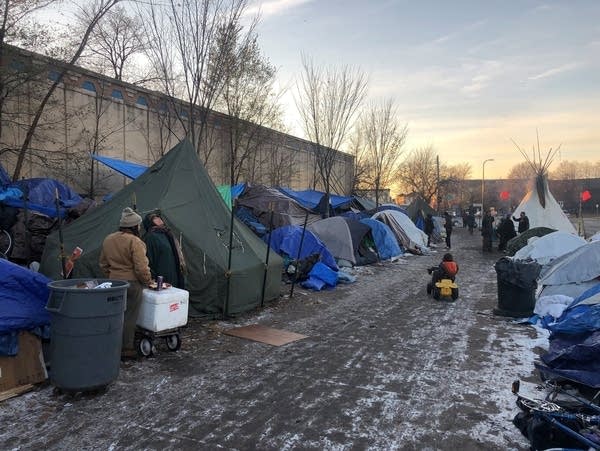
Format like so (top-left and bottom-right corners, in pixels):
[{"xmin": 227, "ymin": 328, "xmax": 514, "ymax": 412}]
[{"xmin": 249, "ymin": 0, "xmax": 600, "ymax": 178}]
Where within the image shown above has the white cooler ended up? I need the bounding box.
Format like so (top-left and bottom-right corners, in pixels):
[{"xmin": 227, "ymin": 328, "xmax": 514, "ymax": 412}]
[{"xmin": 137, "ymin": 287, "xmax": 189, "ymax": 332}]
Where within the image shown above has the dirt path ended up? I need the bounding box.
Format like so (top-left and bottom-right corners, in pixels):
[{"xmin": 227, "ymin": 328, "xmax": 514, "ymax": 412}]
[{"xmin": 0, "ymin": 228, "xmax": 542, "ymax": 450}]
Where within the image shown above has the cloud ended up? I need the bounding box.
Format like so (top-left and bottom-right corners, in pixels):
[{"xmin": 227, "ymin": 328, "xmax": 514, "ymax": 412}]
[
  {"xmin": 528, "ymin": 62, "xmax": 581, "ymax": 80},
  {"xmin": 427, "ymin": 19, "xmax": 488, "ymax": 47},
  {"xmin": 246, "ymin": 0, "xmax": 313, "ymax": 17}
]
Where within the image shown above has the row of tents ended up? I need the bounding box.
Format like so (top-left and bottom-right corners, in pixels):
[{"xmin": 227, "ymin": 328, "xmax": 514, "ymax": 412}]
[{"xmin": 1, "ymin": 140, "xmax": 439, "ymax": 320}]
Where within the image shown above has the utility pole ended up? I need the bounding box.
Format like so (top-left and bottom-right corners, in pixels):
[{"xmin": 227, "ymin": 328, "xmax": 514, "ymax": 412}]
[{"xmin": 436, "ymin": 155, "xmax": 440, "ymax": 215}]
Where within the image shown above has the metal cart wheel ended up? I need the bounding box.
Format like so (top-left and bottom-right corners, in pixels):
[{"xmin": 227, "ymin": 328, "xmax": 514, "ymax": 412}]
[
  {"xmin": 139, "ymin": 337, "xmax": 154, "ymax": 357},
  {"xmin": 165, "ymin": 334, "xmax": 181, "ymax": 352}
]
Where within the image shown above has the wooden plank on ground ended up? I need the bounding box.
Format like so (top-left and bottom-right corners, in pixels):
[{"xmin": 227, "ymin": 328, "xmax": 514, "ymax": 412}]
[
  {"xmin": 223, "ymin": 324, "xmax": 307, "ymax": 346},
  {"xmin": 0, "ymin": 384, "xmax": 35, "ymax": 402}
]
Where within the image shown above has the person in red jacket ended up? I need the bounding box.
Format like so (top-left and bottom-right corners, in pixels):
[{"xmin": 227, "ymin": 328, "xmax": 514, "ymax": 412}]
[{"xmin": 427, "ymin": 253, "xmax": 459, "ymax": 290}]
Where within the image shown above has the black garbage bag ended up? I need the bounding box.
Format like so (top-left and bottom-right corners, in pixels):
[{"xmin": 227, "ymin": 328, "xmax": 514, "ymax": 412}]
[
  {"xmin": 495, "ymin": 257, "xmax": 541, "ymax": 289},
  {"xmin": 494, "ymin": 257, "xmax": 541, "ymax": 317}
]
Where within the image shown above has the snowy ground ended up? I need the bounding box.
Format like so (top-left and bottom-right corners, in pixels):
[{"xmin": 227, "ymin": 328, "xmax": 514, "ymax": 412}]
[{"xmin": 1, "ymin": 228, "xmax": 546, "ymax": 450}]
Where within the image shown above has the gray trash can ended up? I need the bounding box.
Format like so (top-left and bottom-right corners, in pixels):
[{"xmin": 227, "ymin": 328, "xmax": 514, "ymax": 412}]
[
  {"xmin": 46, "ymin": 279, "xmax": 129, "ymax": 392},
  {"xmin": 494, "ymin": 258, "xmax": 541, "ymax": 318}
]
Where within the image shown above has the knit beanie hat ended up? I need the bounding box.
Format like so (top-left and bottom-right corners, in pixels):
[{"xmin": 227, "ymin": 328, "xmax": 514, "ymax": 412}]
[{"xmin": 120, "ymin": 207, "xmax": 142, "ymax": 228}]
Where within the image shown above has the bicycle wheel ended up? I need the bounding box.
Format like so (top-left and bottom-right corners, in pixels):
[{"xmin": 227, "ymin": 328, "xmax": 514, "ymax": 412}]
[{"xmin": 0, "ymin": 229, "xmax": 12, "ymax": 259}]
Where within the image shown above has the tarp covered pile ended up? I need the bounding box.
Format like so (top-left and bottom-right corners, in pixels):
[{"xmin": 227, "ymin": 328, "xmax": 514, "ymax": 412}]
[
  {"xmin": 526, "ymin": 239, "xmax": 600, "ymax": 389},
  {"xmin": 0, "ymin": 259, "xmax": 50, "ymax": 356}
]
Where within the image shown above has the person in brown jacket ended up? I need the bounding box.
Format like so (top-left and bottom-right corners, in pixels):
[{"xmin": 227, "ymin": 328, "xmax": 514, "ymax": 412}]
[{"xmin": 99, "ymin": 207, "xmax": 152, "ymax": 359}]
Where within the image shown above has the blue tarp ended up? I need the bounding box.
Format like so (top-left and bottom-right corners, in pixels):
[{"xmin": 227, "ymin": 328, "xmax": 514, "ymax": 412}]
[
  {"xmin": 92, "ymin": 154, "xmax": 148, "ymax": 180},
  {"xmin": 539, "ymin": 330, "xmax": 600, "ymax": 388},
  {"xmin": 0, "ymin": 163, "xmax": 10, "ymax": 186},
  {"xmin": 538, "ymin": 284, "xmax": 600, "ymax": 388},
  {"xmin": 548, "ymin": 284, "xmax": 600, "ymax": 336},
  {"xmin": 340, "ymin": 211, "xmax": 369, "ymax": 221},
  {"xmin": 236, "ymin": 206, "xmax": 267, "ymax": 236},
  {"xmin": 0, "ymin": 259, "xmax": 51, "ymax": 355},
  {"xmin": 277, "ymin": 188, "xmax": 353, "ymax": 210},
  {"xmin": 264, "ymin": 225, "xmax": 338, "ymax": 270},
  {"xmin": 0, "ymin": 178, "xmax": 82, "ymax": 218},
  {"xmin": 360, "ymin": 218, "xmax": 402, "ymax": 260},
  {"xmin": 302, "ymin": 261, "xmax": 339, "ymax": 291}
]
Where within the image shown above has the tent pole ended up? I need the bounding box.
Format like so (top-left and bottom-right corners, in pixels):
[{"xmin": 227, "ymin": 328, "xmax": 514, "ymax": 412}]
[
  {"xmin": 223, "ymin": 197, "xmax": 236, "ymax": 318},
  {"xmin": 55, "ymin": 189, "xmax": 67, "ymax": 279},
  {"xmin": 260, "ymin": 207, "xmax": 274, "ymax": 307},
  {"xmin": 23, "ymin": 186, "xmax": 31, "ymax": 266},
  {"xmin": 290, "ymin": 209, "xmax": 310, "ymax": 298}
]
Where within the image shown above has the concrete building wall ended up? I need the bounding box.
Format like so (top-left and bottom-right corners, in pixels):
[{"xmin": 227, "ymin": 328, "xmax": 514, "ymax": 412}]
[{"xmin": 1, "ymin": 45, "xmax": 354, "ymax": 198}]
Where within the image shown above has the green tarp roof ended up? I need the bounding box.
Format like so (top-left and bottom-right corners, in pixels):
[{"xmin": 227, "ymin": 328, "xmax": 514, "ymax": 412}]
[{"xmin": 40, "ymin": 140, "xmax": 282, "ymax": 317}]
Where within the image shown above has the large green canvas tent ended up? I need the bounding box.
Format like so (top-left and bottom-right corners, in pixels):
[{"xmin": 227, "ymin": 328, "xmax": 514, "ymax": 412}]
[{"xmin": 40, "ymin": 140, "xmax": 283, "ymax": 317}]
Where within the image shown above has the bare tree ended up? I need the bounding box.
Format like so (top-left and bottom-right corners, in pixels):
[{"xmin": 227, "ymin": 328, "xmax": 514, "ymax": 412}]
[
  {"xmin": 261, "ymin": 134, "xmax": 297, "ymax": 187},
  {"xmin": 506, "ymin": 161, "xmax": 536, "ymax": 180},
  {"xmin": 438, "ymin": 163, "xmax": 472, "ymax": 210},
  {"xmin": 295, "ymin": 54, "xmax": 367, "ymax": 213},
  {"xmin": 216, "ymin": 27, "xmax": 285, "ymax": 185},
  {"xmin": 138, "ymin": 0, "xmax": 251, "ymax": 164},
  {"xmin": 361, "ymin": 99, "xmax": 407, "ymax": 207},
  {"xmin": 78, "ymin": 5, "xmax": 145, "ymax": 82},
  {"xmin": 549, "ymin": 160, "xmax": 600, "ymax": 180},
  {"xmin": 11, "ymin": 0, "xmax": 123, "ymax": 181},
  {"xmin": 396, "ymin": 146, "xmax": 439, "ymax": 204},
  {"xmin": 347, "ymin": 124, "xmax": 372, "ymax": 193},
  {"xmin": 0, "ymin": 0, "xmax": 62, "ymax": 148}
]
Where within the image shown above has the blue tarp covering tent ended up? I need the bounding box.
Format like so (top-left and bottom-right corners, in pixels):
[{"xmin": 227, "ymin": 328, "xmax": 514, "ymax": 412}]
[
  {"xmin": 537, "ymin": 284, "xmax": 600, "ymax": 388},
  {"xmin": 92, "ymin": 154, "xmax": 148, "ymax": 180},
  {"xmin": 548, "ymin": 284, "xmax": 600, "ymax": 335},
  {"xmin": 0, "ymin": 259, "xmax": 51, "ymax": 356},
  {"xmin": 360, "ymin": 218, "xmax": 402, "ymax": 260},
  {"xmin": 277, "ymin": 187, "xmax": 353, "ymax": 211},
  {"xmin": 264, "ymin": 225, "xmax": 338, "ymax": 271},
  {"xmin": 538, "ymin": 331, "xmax": 600, "ymax": 388},
  {"xmin": 0, "ymin": 178, "xmax": 82, "ymax": 218},
  {"xmin": 0, "ymin": 163, "xmax": 10, "ymax": 186}
]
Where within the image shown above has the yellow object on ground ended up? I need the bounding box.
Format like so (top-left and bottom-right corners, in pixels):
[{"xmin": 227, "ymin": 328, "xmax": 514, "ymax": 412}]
[{"xmin": 435, "ymin": 279, "xmax": 458, "ymax": 297}]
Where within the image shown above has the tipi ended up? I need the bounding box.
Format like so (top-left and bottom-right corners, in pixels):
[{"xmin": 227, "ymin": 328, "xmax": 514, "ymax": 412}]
[{"xmin": 512, "ymin": 137, "xmax": 576, "ymax": 234}]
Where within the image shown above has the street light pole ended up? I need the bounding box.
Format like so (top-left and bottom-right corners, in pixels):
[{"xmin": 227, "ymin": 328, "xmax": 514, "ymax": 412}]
[{"xmin": 481, "ymin": 158, "xmax": 494, "ymax": 215}]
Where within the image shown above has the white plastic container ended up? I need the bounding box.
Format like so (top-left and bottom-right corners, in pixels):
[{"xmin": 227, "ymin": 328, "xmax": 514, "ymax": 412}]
[{"xmin": 137, "ymin": 287, "xmax": 189, "ymax": 332}]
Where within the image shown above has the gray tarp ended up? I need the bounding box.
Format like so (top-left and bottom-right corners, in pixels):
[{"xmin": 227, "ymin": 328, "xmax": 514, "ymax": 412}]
[
  {"xmin": 539, "ymin": 240, "xmax": 600, "ymax": 286},
  {"xmin": 308, "ymin": 217, "xmax": 356, "ymax": 264},
  {"xmin": 237, "ymin": 185, "xmax": 320, "ymax": 229}
]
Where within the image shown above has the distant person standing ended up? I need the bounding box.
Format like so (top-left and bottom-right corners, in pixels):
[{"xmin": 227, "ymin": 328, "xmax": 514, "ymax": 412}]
[
  {"xmin": 481, "ymin": 211, "xmax": 495, "ymax": 252},
  {"xmin": 467, "ymin": 211, "xmax": 476, "ymax": 235},
  {"xmin": 512, "ymin": 211, "xmax": 530, "ymax": 234},
  {"xmin": 497, "ymin": 214, "xmax": 517, "ymax": 252},
  {"xmin": 424, "ymin": 213, "xmax": 435, "ymax": 247},
  {"xmin": 443, "ymin": 212, "xmax": 453, "ymax": 249}
]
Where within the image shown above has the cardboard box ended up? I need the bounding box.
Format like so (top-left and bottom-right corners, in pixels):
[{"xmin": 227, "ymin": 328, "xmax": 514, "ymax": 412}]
[{"xmin": 0, "ymin": 331, "xmax": 47, "ymax": 393}]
